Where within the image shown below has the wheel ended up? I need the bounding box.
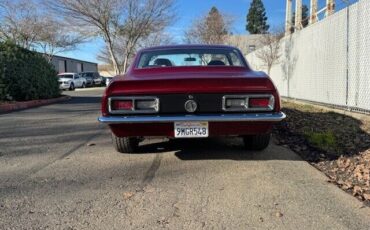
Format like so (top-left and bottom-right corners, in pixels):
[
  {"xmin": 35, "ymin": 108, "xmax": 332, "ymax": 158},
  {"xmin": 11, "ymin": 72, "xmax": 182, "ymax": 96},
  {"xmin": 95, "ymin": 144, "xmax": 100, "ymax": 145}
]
[
  {"xmin": 82, "ymin": 82, "xmax": 86, "ymax": 88},
  {"xmin": 111, "ymin": 133, "xmax": 139, "ymax": 153},
  {"xmin": 69, "ymin": 83, "xmax": 75, "ymax": 91},
  {"xmin": 243, "ymin": 133, "xmax": 271, "ymax": 151}
]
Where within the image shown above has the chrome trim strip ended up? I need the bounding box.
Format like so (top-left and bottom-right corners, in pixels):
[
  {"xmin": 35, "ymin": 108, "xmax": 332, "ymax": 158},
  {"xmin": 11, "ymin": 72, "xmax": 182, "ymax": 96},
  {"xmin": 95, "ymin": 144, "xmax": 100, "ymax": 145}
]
[
  {"xmin": 98, "ymin": 112, "xmax": 286, "ymax": 124},
  {"xmin": 222, "ymin": 94, "xmax": 275, "ymax": 112},
  {"xmin": 108, "ymin": 96, "xmax": 159, "ymax": 114}
]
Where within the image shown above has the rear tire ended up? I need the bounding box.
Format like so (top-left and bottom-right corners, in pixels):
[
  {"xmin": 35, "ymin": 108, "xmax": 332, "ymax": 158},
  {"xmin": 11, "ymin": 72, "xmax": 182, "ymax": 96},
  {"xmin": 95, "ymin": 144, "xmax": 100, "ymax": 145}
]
[
  {"xmin": 243, "ymin": 134, "xmax": 271, "ymax": 151},
  {"xmin": 111, "ymin": 133, "xmax": 139, "ymax": 153}
]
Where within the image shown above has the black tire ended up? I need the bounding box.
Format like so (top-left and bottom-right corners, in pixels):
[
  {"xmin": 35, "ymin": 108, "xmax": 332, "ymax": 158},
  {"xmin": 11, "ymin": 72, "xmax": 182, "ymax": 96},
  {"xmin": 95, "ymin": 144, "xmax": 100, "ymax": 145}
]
[
  {"xmin": 69, "ymin": 83, "xmax": 75, "ymax": 91},
  {"xmin": 243, "ymin": 133, "xmax": 271, "ymax": 151},
  {"xmin": 111, "ymin": 133, "xmax": 139, "ymax": 153},
  {"xmin": 82, "ymin": 82, "xmax": 86, "ymax": 88}
]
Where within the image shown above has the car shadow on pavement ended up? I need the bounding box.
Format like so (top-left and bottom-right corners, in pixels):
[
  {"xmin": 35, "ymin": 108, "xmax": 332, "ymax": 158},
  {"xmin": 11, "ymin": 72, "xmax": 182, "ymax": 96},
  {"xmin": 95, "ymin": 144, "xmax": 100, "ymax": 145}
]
[
  {"xmin": 136, "ymin": 137, "xmax": 302, "ymax": 161},
  {"xmin": 61, "ymin": 95, "xmax": 102, "ymax": 104}
]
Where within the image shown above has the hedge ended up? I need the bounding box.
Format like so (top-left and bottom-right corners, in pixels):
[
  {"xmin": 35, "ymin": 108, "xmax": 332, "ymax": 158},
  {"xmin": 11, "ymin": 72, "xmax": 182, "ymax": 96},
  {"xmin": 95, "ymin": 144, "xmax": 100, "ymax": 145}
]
[{"xmin": 0, "ymin": 42, "xmax": 60, "ymax": 101}]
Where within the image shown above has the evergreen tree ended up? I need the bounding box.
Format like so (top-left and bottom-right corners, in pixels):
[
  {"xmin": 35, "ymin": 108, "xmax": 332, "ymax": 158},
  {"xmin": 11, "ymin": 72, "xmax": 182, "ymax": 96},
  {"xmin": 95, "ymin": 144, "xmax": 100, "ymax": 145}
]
[
  {"xmin": 291, "ymin": 4, "xmax": 309, "ymax": 32},
  {"xmin": 246, "ymin": 0, "xmax": 269, "ymax": 34}
]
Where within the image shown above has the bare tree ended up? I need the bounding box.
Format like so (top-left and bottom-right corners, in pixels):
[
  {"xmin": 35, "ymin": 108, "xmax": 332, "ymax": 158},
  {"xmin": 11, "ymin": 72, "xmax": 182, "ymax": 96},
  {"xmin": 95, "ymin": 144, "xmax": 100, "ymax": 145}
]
[
  {"xmin": 37, "ymin": 17, "xmax": 85, "ymax": 62},
  {"xmin": 0, "ymin": 0, "xmax": 83, "ymax": 61},
  {"xmin": 47, "ymin": 0, "xmax": 175, "ymax": 74},
  {"xmin": 45, "ymin": 0, "xmax": 124, "ymax": 74},
  {"xmin": 185, "ymin": 7, "xmax": 232, "ymax": 45},
  {"xmin": 138, "ymin": 31, "xmax": 174, "ymax": 49},
  {"xmin": 119, "ymin": 0, "xmax": 175, "ymax": 73},
  {"xmin": 255, "ymin": 29, "xmax": 284, "ymax": 75},
  {"xmin": 0, "ymin": 0, "xmax": 43, "ymax": 48}
]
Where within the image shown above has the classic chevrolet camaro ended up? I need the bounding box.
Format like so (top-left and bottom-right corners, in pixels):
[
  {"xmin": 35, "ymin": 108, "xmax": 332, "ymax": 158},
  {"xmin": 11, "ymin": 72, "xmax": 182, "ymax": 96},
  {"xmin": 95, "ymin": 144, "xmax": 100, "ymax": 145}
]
[{"xmin": 99, "ymin": 45, "xmax": 286, "ymax": 153}]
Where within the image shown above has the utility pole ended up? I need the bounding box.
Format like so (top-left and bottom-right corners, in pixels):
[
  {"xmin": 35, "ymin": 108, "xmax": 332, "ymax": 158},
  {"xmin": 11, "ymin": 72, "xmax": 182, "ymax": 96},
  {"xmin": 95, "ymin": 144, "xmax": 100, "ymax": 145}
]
[
  {"xmin": 309, "ymin": 0, "xmax": 318, "ymax": 24},
  {"xmin": 285, "ymin": 0, "xmax": 293, "ymax": 35},
  {"xmin": 295, "ymin": 0, "xmax": 303, "ymax": 30},
  {"xmin": 326, "ymin": 0, "xmax": 336, "ymax": 17}
]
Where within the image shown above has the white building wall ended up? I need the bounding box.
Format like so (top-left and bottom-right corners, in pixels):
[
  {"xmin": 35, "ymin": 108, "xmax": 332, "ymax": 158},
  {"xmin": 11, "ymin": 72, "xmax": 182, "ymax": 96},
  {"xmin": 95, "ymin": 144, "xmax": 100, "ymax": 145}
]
[{"xmin": 246, "ymin": 0, "xmax": 369, "ymax": 112}]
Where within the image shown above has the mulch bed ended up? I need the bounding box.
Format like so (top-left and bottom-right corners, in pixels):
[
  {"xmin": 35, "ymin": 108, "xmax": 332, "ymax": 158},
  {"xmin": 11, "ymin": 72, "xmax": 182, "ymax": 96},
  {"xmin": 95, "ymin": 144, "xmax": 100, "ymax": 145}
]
[{"xmin": 274, "ymin": 100, "xmax": 370, "ymax": 206}]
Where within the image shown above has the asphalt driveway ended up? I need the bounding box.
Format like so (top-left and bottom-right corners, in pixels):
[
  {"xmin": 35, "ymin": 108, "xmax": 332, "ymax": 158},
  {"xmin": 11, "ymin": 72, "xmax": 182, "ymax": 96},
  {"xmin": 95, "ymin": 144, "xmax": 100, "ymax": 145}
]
[{"xmin": 0, "ymin": 88, "xmax": 369, "ymax": 229}]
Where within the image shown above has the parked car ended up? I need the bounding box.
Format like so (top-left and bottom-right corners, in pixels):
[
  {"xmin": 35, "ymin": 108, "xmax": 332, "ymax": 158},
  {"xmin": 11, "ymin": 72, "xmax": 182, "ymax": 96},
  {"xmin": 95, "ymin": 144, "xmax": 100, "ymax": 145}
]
[
  {"xmin": 78, "ymin": 73, "xmax": 93, "ymax": 86},
  {"xmin": 79, "ymin": 72, "xmax": 102, "ymax": 86},
  {"xmin": 57, "ymin": 73, "xmax": 86, "ymax": 90},
  {"xmin": 98, "ymin": 45, "xmax": 286, "ymax": 153},
  {"xmin": 103, "ymin": 76, "xmax": 114, "ymax": 86}
]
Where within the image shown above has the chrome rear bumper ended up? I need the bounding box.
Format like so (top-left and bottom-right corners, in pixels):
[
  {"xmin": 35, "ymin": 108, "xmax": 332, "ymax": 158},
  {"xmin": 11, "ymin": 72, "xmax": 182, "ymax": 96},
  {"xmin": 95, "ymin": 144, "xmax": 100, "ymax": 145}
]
[{"xmin": 98, "ymin": 112, "xmax": 286, "ymax": 124}]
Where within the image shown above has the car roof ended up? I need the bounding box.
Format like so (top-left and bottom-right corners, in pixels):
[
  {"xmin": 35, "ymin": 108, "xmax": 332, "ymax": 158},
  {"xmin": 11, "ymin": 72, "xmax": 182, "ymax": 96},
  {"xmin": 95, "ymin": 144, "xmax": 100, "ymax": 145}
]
[
  {"xmin": 139, "ymin": 44, "xmax": 240, "ymax": 52},
  {"xmin": 58, "ymin": 72, "xmax": 76, "ymax": 75}
]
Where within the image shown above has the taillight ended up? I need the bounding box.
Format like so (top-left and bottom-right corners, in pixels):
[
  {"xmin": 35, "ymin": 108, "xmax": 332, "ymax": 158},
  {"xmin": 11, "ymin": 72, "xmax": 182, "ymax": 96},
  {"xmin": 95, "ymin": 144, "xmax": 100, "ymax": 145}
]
[
  {"xmin": 108, "ymin": 97, "xmax": 159, "ymax": 114},
  {"xmin": 224, "ymin": 98, "xmax": 248, "ymax": 110},
  {"xmin": 112, "ymin": 100, "xmax": 133, "ymax": 111},
  {"xmin": 222, "ymin": 95, "xmax": 274, "ymax": 112},
  {"xmin": 249, "ymin": 98, "xmax": 270, "ymax": 108}
]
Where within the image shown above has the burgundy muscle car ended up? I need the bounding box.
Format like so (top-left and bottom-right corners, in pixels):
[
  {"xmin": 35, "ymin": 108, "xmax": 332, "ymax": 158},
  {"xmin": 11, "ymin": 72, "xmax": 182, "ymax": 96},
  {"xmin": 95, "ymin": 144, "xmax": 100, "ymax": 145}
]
[{"xmin": 99, "ymin": 45, "xmax": 286, "ymax": 153}]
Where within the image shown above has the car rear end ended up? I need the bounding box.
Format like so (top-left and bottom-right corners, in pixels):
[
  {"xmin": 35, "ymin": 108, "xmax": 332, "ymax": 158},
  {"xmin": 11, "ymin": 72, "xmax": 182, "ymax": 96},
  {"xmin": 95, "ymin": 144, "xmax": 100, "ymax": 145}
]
[
  {"xmin": 98, "ymin": 45, "xmax": 285, "ymax": 153},
  {"xmin": 101, "ymin": 74, "xmax": 284, "ymax": 137}
]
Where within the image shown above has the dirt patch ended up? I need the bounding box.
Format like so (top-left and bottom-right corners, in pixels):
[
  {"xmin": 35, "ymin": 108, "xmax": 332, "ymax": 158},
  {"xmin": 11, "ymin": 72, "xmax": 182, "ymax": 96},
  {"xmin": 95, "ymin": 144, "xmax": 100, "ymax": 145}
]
[{"xmin": 274, "ymin": 100, "xmax": 370, "ymax": 206}]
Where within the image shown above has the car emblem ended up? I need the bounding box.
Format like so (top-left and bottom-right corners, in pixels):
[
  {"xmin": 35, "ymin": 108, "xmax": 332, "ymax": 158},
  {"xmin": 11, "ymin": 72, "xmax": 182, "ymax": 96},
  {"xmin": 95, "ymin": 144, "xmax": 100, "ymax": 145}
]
[{"xmin": 184, "ymin": 100, "xmax": 197, "ymax": 113}]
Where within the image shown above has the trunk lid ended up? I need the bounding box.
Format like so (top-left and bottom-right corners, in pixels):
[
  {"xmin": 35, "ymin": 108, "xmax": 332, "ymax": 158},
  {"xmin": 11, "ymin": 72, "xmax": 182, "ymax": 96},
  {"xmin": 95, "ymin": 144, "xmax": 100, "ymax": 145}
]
[{"xmin": 107, "ymin": 67, "xmax": 276, "ymax": 95}]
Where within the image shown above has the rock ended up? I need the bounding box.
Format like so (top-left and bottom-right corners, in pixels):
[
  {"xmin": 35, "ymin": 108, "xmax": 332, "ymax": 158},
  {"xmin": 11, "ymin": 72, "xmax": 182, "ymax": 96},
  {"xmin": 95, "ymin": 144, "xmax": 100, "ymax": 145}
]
[
  {"xmin": 259, "ymin": 217, "xmax": 264, "ymax": 222},
  {"xmin": 275, "ymin": 212, "xmax": 283, "ymax": 218}
]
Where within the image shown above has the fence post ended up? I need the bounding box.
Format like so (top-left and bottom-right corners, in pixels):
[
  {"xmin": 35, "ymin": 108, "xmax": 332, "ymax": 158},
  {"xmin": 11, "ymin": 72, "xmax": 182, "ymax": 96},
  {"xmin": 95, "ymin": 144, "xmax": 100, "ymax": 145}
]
[{"xmin": 345, "ymin": 1, "xmax": 349, "ymax": 107}]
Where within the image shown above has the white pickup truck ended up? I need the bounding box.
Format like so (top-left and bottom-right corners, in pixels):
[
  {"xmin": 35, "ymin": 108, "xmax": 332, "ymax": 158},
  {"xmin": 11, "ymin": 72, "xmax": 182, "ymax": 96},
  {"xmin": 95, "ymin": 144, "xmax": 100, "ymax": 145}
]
[{"xmin": 57, "ymin": 73, "xmax": 87, "ymax": 90}]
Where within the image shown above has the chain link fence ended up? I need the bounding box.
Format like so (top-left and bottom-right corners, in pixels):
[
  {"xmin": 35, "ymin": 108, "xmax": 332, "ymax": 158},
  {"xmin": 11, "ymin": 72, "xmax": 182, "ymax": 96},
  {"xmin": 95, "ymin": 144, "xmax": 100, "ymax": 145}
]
[{"xmin": 246, "ymin": 0, "xmax": 369, "ymax": 113}]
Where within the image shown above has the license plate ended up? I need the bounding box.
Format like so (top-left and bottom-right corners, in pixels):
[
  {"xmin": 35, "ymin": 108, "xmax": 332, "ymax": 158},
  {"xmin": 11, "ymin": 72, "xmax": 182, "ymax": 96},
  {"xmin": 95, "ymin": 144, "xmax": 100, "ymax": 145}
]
[{"xmin": 174, "ymin": 122, "xmax": 209, "ymax": 138}]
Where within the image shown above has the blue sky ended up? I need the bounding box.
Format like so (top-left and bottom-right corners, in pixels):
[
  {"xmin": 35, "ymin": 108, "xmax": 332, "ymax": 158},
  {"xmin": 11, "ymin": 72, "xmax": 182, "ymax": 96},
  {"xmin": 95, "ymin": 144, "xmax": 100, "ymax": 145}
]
[{"xmin": 60, "ymin": 0, "xmax": 355, "ymax": 64}]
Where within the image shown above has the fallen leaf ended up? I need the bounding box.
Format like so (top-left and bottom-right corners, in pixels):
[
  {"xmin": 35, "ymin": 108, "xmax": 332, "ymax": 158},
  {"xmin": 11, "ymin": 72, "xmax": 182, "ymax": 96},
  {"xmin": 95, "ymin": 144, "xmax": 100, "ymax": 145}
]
[
  {"xmin": 363, "ymin": 193, "xmax": 370, "ymax": 201},
  {"xmin": 353, "ymin": 186, "xmax": 363, "ymax": 196},
  {"xmin": 123, "ymin": 192, "xmax": 134, "ymax": 200}
]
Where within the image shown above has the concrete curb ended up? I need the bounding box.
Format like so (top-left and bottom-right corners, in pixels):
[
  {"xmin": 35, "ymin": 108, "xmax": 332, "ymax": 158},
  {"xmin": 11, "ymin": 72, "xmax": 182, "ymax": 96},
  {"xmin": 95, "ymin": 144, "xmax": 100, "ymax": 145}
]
[
  {"xmin": 0, "ymin": 95, "xmax": 71, "ymax": 114},
  {"xmin": 75, "ymin": 87, "xmax": 106, "ymax": 92}
]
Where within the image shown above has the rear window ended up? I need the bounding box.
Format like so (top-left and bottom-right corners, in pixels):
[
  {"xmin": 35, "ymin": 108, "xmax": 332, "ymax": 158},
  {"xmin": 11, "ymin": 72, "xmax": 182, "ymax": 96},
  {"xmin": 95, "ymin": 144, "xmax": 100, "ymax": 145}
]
[
  {"xmin": 58, "ymin": 74, "xmax": 73, "ymax": 79},
  {"xmin": 82, "ymin": 73, "xmax": 93, "ymax": 78},
  {"xmin": 137, "ymin": 48, "xmax": 245, "ymax": 69}
]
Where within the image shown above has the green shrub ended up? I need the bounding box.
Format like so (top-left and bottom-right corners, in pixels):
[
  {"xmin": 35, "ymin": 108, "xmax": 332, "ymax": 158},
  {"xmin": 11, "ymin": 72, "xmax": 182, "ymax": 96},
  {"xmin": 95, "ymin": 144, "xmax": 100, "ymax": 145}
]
[{"xmin": 0, "ymin": 42, "xmax": 60, "ymax": 101}]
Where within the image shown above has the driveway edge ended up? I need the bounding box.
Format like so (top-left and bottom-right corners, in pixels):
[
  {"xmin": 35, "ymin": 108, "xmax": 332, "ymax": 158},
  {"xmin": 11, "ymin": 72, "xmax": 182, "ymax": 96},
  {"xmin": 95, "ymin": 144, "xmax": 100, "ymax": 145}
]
[{"xmin": 0, "ymin": 95, "xmax": 71, "ymax": 114}]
